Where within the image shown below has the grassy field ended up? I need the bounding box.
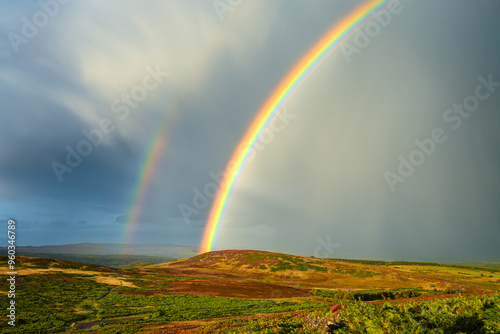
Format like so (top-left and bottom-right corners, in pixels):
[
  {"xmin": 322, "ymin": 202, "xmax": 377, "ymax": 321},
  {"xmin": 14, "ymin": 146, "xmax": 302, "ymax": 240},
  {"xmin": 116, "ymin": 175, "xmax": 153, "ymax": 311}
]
[
  {"xmin": 15, "ymin": 252, "xmax": 175, "ymax": 268},
  {"xmin": 0, "ymin": 251, "xmax": 498, "ymax": 333}
]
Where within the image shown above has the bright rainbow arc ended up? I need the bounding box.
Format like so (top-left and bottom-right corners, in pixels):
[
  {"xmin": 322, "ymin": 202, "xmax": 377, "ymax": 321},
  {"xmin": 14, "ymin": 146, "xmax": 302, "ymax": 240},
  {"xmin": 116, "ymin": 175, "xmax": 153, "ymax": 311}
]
[{"xmin": 200, "ymin": 0, "xmax": 394, "ymax": 253}]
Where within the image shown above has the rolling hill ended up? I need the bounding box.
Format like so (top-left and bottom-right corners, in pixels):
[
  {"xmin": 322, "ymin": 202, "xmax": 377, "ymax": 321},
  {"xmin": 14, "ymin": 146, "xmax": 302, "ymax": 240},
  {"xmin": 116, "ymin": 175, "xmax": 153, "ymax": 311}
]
[
  {"xmin": 1, "ymin": 250, "xmax": 498, "ymax": 333},
  {"xmin": 146, "ymin": 249, "xmax": 500, "ymax": 296}
]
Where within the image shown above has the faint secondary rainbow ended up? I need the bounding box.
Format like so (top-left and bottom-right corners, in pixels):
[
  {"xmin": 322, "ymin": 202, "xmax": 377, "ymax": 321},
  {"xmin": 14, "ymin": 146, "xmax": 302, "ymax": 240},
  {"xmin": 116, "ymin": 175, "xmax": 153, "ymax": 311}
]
[
  {"xmin": 118, "ymin": 3, "xmax": 254, "ymax": 250},
  {"xmin": 120, "ymin": 111, "xmax": 172, "ymax": 253},
  {"xmin": 200, "ymin": 0, "xmax": 395, "ymax": 253}
]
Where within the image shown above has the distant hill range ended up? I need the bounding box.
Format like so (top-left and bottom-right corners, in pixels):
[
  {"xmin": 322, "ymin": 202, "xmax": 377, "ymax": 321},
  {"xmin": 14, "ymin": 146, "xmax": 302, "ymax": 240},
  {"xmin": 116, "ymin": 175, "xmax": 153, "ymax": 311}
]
[
  {"xmin": 456, "ymin": 262, "xmax": 500, "ymax": 269},
  {"xmin": 12, "ymin": 253, "xmax": 175, "ymax": 268},
  {"xmin": 5, "ymin": 243, "xmax": 198, "ymax": 258}
]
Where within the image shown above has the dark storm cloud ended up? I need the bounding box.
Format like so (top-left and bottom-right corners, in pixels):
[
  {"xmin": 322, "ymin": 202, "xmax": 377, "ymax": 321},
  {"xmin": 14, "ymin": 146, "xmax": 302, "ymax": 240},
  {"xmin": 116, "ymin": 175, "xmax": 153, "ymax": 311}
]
[
  {"xmin": 0, "ymin": 8, "xmax": 142, "ymax": 205},
  {"xmin": 1, "ymin": 0, "xmax": 498, "ymax": 260},
  {"xmin": 0, "ymin": 81, "xmax": 138, "ymax": 205}
]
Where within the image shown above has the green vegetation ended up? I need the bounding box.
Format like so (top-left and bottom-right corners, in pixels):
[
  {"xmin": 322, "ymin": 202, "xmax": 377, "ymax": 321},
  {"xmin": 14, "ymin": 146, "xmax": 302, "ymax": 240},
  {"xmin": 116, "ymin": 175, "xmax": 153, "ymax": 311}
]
[
  {"xmin": 459, "ymin": 262, "xmax": 500, "ymax": 270},
  {"xmin": 332, "ymin": 293, "xmax": 500, "ymax": 333},
  {"xmin": 0, "ymin": 271, "xmax": 324, "ymax": 334},
  {"xmin": 0, "ymin": 273, "xmax": 109, "ymax": 333},
  {"xmin": 329, "ymin": 259, "xmax": 390, "ymax": 266},
  {"xmin": 242, "ymin": 252, "xmax": 328, "ymax": 272},
  {"xmin": 0, "ymin": 256, "xmax": 326, "ymax": 333},
  {"xmin": 119, "ymin": 261, "xmax": 156, "ymax": 269},
  {"xmin": 200, "ymin": 312, "xmax": 316, "ymax": 334},
  {"xmin": 243, "ymin": 253, "xmax": 268, "ymax": 263},
  {"xmin": 120, "ymin": 273, "xmax": 209, "ymax": 291},
  {"xmin": 268, "ymin": 256, "xmax": 326, "ymax": 272},
  {"xmin": 97, "ymin": 292, "xmax": 325, "ymax": 320},
  {"xmin": 1, "ymin": 253, "xmax": 498, "ymax": 333},
  {"xmin": 329, "ymin": 266, "xmax": 378, "ymax": 278},
  {"xmin": 197, "ymin": 294, "xmax": 500, "ymax": 333},
  {"xmin": 269, "ymin": 260, "xmax": 327, "ymax": 272},
  {"xmin": 312, "ymin": 287, "xmax": 451, "ymax": 301},
  {"xmin": 5, "ymin": 255, "xmax": 105, "ymax": 270},
  {"xmin": 15, "ymin": 252, "xmax": 174, "ymax": 268},
  {"xmin": 329, "ymin": 258, "xmax": 500, "ymax": 273}
]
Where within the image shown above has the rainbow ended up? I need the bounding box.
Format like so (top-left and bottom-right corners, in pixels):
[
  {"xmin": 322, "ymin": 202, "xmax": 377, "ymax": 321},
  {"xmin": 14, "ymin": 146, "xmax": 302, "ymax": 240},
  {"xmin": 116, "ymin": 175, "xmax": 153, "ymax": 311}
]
[
  {"xmin": 120, "ymin": 111, "xmax": 172, "ymax": 253},
  {"xmin": 200, "ymin": 0, "xmax": 395, "ymax": 253},
  {"xmin": 118, "ymin": 0, "xmax": 252, "ymax": 248},
  {"xmin": 119, "ymin": 2, "xmax": 259, "ymax": 249}
]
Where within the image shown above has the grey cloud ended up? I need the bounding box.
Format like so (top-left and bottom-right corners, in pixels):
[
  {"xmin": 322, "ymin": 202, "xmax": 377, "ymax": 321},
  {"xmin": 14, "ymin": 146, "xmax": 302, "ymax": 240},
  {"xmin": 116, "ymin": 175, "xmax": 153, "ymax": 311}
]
[{"xmin": 1, "ymin": 0, "xmax": 499, "ymax": 260}]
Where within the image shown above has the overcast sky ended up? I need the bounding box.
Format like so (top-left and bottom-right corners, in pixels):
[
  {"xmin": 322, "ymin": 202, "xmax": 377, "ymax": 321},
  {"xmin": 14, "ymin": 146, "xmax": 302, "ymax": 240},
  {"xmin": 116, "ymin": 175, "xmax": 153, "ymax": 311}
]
[{"xmin": 1, "ymin": 0, "xmax": 499, "ymax": 262}]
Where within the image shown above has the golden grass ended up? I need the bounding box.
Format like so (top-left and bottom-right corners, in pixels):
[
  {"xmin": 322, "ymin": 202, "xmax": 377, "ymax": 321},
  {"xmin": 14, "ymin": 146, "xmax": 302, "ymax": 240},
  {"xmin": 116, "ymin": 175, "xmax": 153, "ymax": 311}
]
[
  {"xmin": 156, "ymin": 256, "xmax": 471, "ymax": 291},
  {"xmin": 0, "ymin": 266, "xmax": 137, "ymax": 288},
  {"xmin": 93, "ymin": 275, "xmax": 136, "ymax": 287},
  {"xmin": 386, "ymin": 265, "xmax": 500, "ymax": 292}
]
